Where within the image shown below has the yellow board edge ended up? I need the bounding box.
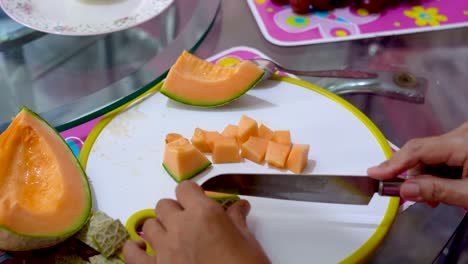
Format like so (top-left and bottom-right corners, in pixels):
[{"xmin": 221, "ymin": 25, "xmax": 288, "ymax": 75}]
[{"xmin": 79, "ymin": 75, "xmax": 399, "ymax": 264}]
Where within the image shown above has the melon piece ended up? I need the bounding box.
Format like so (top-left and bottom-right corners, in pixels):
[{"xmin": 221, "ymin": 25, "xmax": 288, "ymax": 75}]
[
  {"xmin": 0, "ymin": 107, "xmax": 92, "ymax": 251},
  {"xmin": 212, "ymin": 137, "xmax": 241, "ymax": 164},
  {"xmin": 241, "ymin": 136, "xmax": 269, "ymax": 164},
  {"xmin": 258, "ymin": 124, "xmax": 274, "ymax": 140},
  {"xmin": 265, "ymin": 141, "xmax": 291, "ymax": 169},
  {"xmin": 163, "ymin": 137, "xmax": 212, "ymax": 182},
  {"xmin": 205, "ymin": 131, "xmax": 224, "ymax": 152},
  {"xmin": 272, "ymin": 130, "xmax": 291, "ymax": 146},
  {"xmin": 191, "ymin": 128, "xmax": 211, "ymax": 153},
  {"xmin": 160, "ymin": 51, "xmax": 264, "ymax": 107},
  {"xmin": 205, "ymin": 191, "xmax": 240, "ymax": 209},
  {"xmin": 238, "ymin": 115, "xmax": 258, "ymax": 143},
  {"xmin": 286, "ymin": 144, "xmax": 310, "ymax": 173},
  {"xmin": 165, "ymin": 133, "xmax": 183, "ymax": 144}
]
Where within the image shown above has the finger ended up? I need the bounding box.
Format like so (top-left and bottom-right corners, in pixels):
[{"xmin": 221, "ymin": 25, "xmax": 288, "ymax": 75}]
[
  {"xmin": 175, "ymin": 180, "xmax": 210, "ymax": 209},
  {"xmin": 227, "ymin": 199, "xmax": 251, "ymax": 232},
  {"xmin": 367, "ymin": 136, "xmax": 456, "ymax": 180},
  {"xmin": 142, "ymin": 218, "xmax": 166, "ymax": 250},
  {"xmin": 156, "ymin": 198, "xmax": 183, "ymax": 226},
  {"xmin": 123, "ymin": 240, "xmax": 153, "ymax": 264},
  {"xmin": 400, "ymin": 176, "xmax": 468, "ymax": 208}
]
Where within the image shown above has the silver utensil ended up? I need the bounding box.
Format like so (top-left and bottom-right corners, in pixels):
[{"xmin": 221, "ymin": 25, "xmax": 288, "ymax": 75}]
[{"xmin": 250, "ymin": 58, "xmax": 378, "ymax": 81}]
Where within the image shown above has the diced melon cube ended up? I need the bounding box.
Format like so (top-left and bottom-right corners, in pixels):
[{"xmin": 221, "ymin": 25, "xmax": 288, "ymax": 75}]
[
  {"xmin": 163, "ymin": 138, "xmax": 211, "ymax": 181},
  {"xmin": 265, "ymin": 141, "xmax": 291, "ymax": 169},
  {"xmin": 258, "ymin": 124, "xmax": 274, "ymax": 140},
  {"xmin": 272, "ymin": 130, "xmax": 291, "ymax": 146},
  {"xmin": 191, "ymin": 128, "xmax": 211, "ymax": 152},
  {"xmin": 241, "ymin": 136, "xmax": 269, "ymax": 164},
  {"xmin": 205, "ymin": 131, "xmax": 224, "ymax": 152},
  {"xmin": 286, "ymin": 144, "xmax": 310, "ymax": 173},
  {"xmin": 238, "ymin": 115, "xmax": 258, "ymax": 143},
  {"xmin": 165, "ymin": 133, "xmax": 183, "ymax": 144},
  {"xmin": 212, "ymin": 137, "xmax": 241, "ymax": 164},
  {"xmin": 222, "ymin": 124, "xmax": 238, "ymax": 138}
]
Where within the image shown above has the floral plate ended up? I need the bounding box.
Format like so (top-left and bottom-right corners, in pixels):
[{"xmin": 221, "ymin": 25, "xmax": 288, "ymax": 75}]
[{"xmin": 0, "ymin": 0, "xmax": 174, "ymax": 36}]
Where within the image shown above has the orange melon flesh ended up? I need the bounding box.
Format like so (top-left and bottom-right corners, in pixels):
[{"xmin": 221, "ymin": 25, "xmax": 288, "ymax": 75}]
[
  {"xmin": 160, "ymin": 51, "xmax": 264, "ymax": 106},
  {"xmin": 163, "ymin": 138, "xmax": 211, "ymax": 182},
  {"xmin": 286, "ymin": 144, "xmax": 310, "ymax": 173},
  {"xmin": 241, "ymin": 136, "xmax": 269, "ymax": 164},
  {"xmin": 258, "ymin": 124, "xmax": 274, "ymax": 140},
  {"xmin": 205, "ymin": 131, "xmax": 224, "ymax": 152},
  {"xmin": 191, "ymin": 128, "xmax": 211, "ymax": 153},
  {"xmin": 212, "ymin": 137, "xmax": 241, "ymax": 164},
  {"xmin": 265, "ymin": 141, "xmax": 291, "ymax": 169},
  {"xmin": 272, "ymin": 130, "xmax": 291, "ymax": 146},
  {"xmin": 0, "ymin": 108, "xmax": 91, "ymax": 251},
  {"xmin": 238, "ymin": 115, "xmax": 258, "ymax": 143},
  {"xmin": 165, "ymin": 133, "xmax": 183, "ymax": 144}
]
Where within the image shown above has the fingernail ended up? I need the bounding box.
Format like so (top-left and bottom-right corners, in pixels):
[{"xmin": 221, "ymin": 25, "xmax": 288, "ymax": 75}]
[
  {"xmin": 401, "ymin": 182, "xmax": 421, "ymax": 200},
  {"xmin": 239, "ymin": 200, "xmax": 251, "ymax": 216}
]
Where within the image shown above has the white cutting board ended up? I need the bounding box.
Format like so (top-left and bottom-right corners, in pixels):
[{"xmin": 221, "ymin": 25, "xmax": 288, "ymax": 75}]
[{"xmin": 81, "ymin": 77, "xmax": 399, "ymax": 263}]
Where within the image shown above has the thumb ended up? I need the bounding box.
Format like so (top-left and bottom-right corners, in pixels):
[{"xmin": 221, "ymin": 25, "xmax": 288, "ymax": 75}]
[
  {"xmin": 227, "ymin": 199, "xmax": 251, "ymax": 231},
  {"xmin": 400, "ymin": 176, "xmax": 468, "ymax": 208}
]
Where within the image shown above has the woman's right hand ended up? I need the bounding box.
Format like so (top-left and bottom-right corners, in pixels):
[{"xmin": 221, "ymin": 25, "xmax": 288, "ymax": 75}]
[{"xmin": 368, "ymin": 122, "xmax": 468, "ymax": 208}]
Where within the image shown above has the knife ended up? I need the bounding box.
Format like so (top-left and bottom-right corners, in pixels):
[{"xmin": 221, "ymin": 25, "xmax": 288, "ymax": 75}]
[{"xmin": 201, "ymin": 173, "xmax": 404, "ymax": 205}]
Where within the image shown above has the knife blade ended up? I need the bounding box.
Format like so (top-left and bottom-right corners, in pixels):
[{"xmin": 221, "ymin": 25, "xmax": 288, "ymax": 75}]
[{"xmin": 201, "ymin": 173, "xmax": 403, "ymax": 205}]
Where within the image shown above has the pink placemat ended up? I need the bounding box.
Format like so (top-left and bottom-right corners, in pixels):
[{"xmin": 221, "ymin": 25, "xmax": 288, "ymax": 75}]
[
  {"xmin": 247, "ymin": 0, "xmax": 468, "ymax": 46},
  {"xmin": 0, "ymin": 46, "xmax": 403, "ymax": 262}
]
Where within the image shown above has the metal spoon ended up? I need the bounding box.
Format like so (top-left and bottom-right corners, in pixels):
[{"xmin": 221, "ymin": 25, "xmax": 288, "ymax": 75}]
[{"xmin": 249, "ymin": 58, "xmax": 378, "ymax": 81}]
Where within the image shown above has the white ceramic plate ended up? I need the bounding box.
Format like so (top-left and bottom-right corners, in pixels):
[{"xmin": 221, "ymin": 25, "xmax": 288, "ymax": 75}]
[
  {"xmin": 80, "ymin": 77, "xmax": 399, "ymax": 263},
  {"xmin": 0, "ymin": 0, "xmax": 174, "ymax": 36}
]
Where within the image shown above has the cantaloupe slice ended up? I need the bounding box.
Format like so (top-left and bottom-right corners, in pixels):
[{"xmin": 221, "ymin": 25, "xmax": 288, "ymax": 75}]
[
  {"xmin": 272, "ymin": 130, "xmax": 291, "ymax": 146},
  {"xmin": 286, "ymin": 144, "xmax": 310, "ymax": 174},
  {"xmin": 0, "ymin": 107, "xmax": 92, "ymax": 251},
  {"xmin": 258, "ymin": 124, "xmax": 274, "ymax": 140},
  {"xmin": 165, "ymin": 133, "xmax": 183, "ymax": 144},
  {"xmin": 265, "ymin": 141, "xmax": 291, "ymax": 169},
  {"xmin": 205, "ymin": 191, "xmax": 240, "ymax": 209},
  {"xmin": 212, "ymin": 137, "xmax": 241, "ymax": 164},
  {"xmin": 163, "ymin": 138, "xmax": 212, "ymax": 182},
  {"xmin": 160, "ymin": 51, "xmax": 264, "ymax": 107},
  {"xmin": 241, "ymin": 136, "xmax": 269, "ymax": 164},
  {"xmin": 238, "ymin": 115, "xmax": 258, "ymax": 143}
]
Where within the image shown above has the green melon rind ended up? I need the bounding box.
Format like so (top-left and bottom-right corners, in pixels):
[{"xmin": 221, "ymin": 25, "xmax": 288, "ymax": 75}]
[
  {"xmin": 206, "ymin": 193, "xmax": 240, "ymax": 209},
  {"xmin": 162, "ymin": 161, "xmax": 212, "ymax": 182},
  {"xmin": 0, "ymin": 107, "xmax": 92, "ymax": 251},
  {"xmin": 160, "ymin": 72, "xmax": 264, "ymax": 107}
]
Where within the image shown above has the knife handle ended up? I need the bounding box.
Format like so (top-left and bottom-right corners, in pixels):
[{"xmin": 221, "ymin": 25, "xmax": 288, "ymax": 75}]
[{"xmin": 378, "ymin": 166, "xmax": 464, "ymax": 197}]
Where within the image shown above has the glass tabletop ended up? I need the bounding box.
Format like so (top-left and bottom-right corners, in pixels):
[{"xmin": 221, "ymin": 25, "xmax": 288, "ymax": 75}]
[{"xmin": 0, "ymin": 0, "xmax": 221, "ymax": 132}]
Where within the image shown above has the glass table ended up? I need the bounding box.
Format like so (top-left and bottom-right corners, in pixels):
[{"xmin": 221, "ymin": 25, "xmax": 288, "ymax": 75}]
[{"xmin": 0, "ymin": 0, "xmax": 220, "ymax": 132}]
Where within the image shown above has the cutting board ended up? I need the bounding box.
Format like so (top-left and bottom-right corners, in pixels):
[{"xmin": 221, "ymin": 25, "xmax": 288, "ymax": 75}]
[{"xmin": 80, "ymin": 76, "xmax": 399, "ymax": 263}]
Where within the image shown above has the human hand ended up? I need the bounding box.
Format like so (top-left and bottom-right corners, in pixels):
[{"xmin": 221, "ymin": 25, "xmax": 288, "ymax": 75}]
[
  {"xmin": 367, "ymin": 122, "xmax": 468, "ymax": 208},
  {"xmin": 123, "ymin": 181, "xmax": 270, "ymax": 264}
]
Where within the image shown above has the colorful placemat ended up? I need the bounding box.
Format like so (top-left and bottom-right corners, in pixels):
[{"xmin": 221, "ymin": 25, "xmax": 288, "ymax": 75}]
[
  {"xmin": 247, "ymin": 0, "xmax": 468, "ymax": 46},
  {"xmin": 0, "ymin": 46, "xmax": 403, "ymax": 262}
]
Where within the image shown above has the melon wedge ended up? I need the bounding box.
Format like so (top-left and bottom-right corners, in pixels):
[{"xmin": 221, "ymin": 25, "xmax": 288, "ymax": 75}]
[
  {"xmin": 0, "ymin": 107, "xmax": 92, "ymax": 251},
  {"xmin": 265, "ymin": 141, "xmax": 291, "ymax": 169},
  {"xmin": 165, "ymin": 133, "xmax": 183, "ymax": 144},
  {"xmin": 160, "ymin": 51, "xmax": 264, "ymax": 107},
  {"xmin": 163, "ymin": 138, "xmax": 212, "ymax": 182},
  {"xmin": 286, "ymin": 144, "xmax": 310, "ymax": 173},
  {"xmin": 205, "ymin": 191, "xmax": 240, "ymax": 209}
]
